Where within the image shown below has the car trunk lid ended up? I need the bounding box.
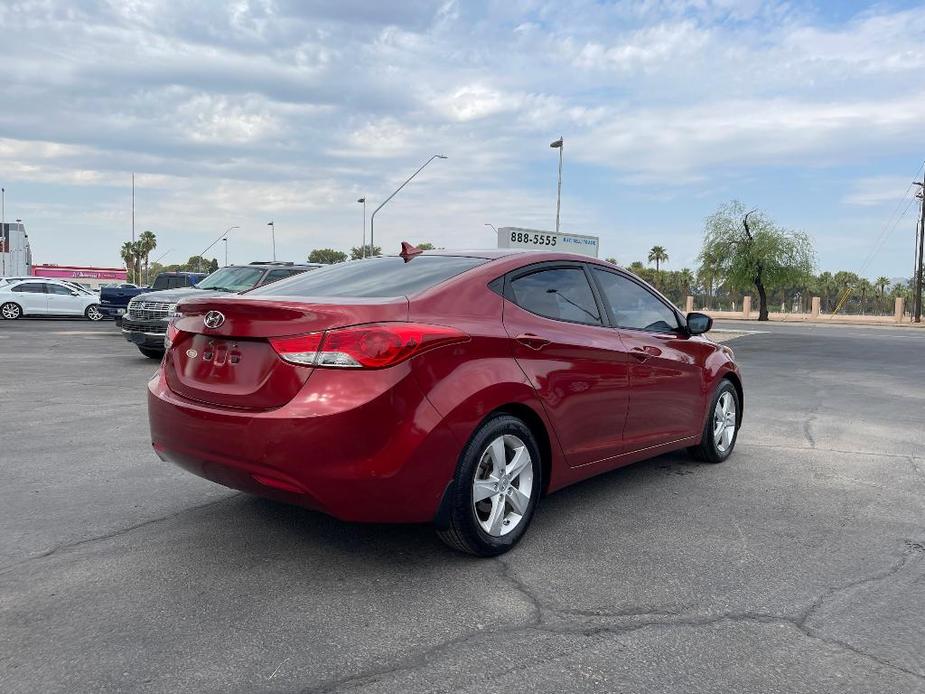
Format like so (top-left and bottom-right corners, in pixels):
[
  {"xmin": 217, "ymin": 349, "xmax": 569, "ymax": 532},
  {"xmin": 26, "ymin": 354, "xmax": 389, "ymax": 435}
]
[{"xmin": 164, "ymin": 295, "xmax": 408, "ymax": 409}]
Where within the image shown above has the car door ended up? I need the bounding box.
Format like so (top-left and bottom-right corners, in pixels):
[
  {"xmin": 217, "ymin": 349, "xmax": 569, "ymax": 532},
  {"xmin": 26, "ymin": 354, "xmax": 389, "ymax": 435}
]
[
  {"xmin": 589, "ymin": 267, "xmax": 705, "ymax": 450},
  {"xmin": 502, "ymin": 263, "xmax": 632, "ymax": 468},
  {"xmin": 10, "ymin": 282, "xmax": 49, "ymax": 315},
  {"xmin": 46, "ymin": 283, "xmax": 83, "ymax": 315}
]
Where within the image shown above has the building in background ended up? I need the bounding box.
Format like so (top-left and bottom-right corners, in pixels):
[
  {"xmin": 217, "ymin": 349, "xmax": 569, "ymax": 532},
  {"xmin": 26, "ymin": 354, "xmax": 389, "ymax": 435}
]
[
  {"xmin": 0, "ymin": 221, "xmax": 32, "ymax": 277},
  {"xmin": 32, "ymin": 264, "xmax": 128, "ymax": 290}
]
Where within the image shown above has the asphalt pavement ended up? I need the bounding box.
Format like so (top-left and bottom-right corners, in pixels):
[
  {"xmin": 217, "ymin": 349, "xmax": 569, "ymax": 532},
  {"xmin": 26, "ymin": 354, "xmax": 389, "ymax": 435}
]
[{"xmin": 1, "ymin": 317, "xmax": 923, "ymax": 693}]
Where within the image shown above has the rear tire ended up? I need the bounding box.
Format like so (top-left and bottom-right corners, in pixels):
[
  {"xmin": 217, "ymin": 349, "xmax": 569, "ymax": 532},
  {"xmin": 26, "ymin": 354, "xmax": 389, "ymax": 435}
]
[
  {"xmin": 85, "ymin": 304, "xmax": 103, "ymax": 321},
  {"xmin": 688, "ymin": 379, "xmax": 740, "ymax": 463},
  {"xmin": 138, "ymin": 347, "xmax": 164, "ymax": 360},
  {"xmin": 1, "ymin": 302, "xmax": 22, "ymax": 320},
  {"xmin": 436, "ymin": 414, "xmax": 542, "ymax": 557}
]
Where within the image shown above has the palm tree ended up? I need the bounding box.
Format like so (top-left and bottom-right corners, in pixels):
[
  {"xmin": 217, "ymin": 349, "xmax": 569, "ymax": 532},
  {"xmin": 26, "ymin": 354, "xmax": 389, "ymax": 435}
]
[
  {"xmin": 876, "ymin": 276, "xmax": 891, "ymax": 313},
  {"xmin": 138, "ymin": 230, "xmax": 157, "ymax": 285},
  {"xmin": 648, "ymin": 246, "xmax": 669, "ymax": 272},
  {"xmin": 120, "ymin": 241, "xmax": 138, "ymax": 284}
]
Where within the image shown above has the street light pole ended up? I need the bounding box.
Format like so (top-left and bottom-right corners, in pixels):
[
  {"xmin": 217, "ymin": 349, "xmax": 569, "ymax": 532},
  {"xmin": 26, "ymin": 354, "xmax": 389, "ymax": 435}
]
[
  {"xmin": 550, "ymin": 137, "xmax": 563, "ymax": 233},
  {"xmin": 267, "ymin": 221, "xmax": 276, "ymax": 261},
  {"xmin": 357, "ymin": 197, "xmax": 367, "ymax": 258},
  {"xmin": 1, "ymin": 186, "xmax": 5, "ymax": 276},
  {"xmin": 222, "ymin": 237, "xmax": 228, "ymax": 267},
  {"xmin": 370, "ymin": 154, "xmax": 447, "ymax": 256},
  {"xmin": 197, "ymin": 225, "xmax": 239, "ymax": 272}
]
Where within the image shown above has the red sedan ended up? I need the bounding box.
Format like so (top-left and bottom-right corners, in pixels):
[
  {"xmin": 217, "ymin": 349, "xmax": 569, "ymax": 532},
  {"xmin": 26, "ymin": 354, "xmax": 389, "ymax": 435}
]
[{"xmin": 148, "ymin": 248, "xmax": 742, "ymax": 556}]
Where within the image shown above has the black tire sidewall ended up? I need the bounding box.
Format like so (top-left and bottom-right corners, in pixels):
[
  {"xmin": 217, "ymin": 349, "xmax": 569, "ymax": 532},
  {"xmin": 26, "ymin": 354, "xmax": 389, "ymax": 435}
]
[
  {"xmin": 138, "ymin": 347, "xmax": 164, "ymax": 359},
  {"xmin": 705, "ymin": 381, "xmax": 739, "ymax": 462},
  {"xmin": 1, "ymin": 302, "xmax": 22, "ymax": 320},
  {"xmin": 448, "ymin": 415, "xmax": 542, "ymax": 556}
]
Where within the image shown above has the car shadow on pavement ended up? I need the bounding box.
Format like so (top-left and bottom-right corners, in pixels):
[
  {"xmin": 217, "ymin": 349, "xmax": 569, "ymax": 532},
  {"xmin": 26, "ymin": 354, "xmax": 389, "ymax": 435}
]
[{"xmin": 176, "ymin": 450, "xmax": 710, "ymax": 564}]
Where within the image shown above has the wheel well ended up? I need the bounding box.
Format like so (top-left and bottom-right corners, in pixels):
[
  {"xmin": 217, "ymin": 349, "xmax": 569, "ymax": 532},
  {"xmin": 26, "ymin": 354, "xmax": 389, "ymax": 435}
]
[
  {"xmin": 721, "ymin": 371, "xmax": 744, "ymax": 422},
  {"xmin": 489, "ymin": 403, "xmax": 553, "ymax": 495}
]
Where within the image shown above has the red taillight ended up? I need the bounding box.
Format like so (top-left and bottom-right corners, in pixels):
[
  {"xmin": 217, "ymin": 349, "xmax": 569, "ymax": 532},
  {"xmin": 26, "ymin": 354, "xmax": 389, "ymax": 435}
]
[
  {"xmin": 165, "ymin": 319, "xmax": 183, "ymax": 349},
  {"xmin": 269, "ymin": 323, "xmax": 468, "ymax": 368}
]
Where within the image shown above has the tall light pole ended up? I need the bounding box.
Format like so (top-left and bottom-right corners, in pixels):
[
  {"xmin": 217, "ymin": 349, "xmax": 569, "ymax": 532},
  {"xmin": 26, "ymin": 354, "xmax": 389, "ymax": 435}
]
[
  {"xmin": 267, "ymin": 221, "xmax": 276, "ymax": 261},
  {"xmin": 222, "ymin": 237, "xmax": 228, "ymax": 266},
  {"xmin": 197, "ymin": 225, "xmax": 239, "ymax": 272},
  {"xmin": 370, "ymin": 154, "xmax": 447, "ymax": 256},
  {"xmin": 1, "ymin": 186, "xmax": 5, "ymax": 276},
  {"xmin": 357, "ymin": 197, "xmax": 367, "ymax": 258},
  {"xmin": 550, "ymin": 137, "xmax": 563, "ymax": 233}
]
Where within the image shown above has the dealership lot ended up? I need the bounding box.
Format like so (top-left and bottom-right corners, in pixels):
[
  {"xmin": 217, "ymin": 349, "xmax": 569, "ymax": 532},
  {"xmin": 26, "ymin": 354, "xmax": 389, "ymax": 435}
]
[{"xmin": 1, "ymin": 319, "xmax": 923, "ymax": 692}]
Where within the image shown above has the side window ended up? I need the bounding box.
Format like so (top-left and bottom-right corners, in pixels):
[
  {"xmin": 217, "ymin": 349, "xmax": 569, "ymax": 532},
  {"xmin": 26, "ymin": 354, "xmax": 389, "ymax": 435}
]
[
  {"xmin": 12, "ymin": 283, "xmax": 45, "ymax": 293},
  {"xmin": 47, "ymin": 284, "xmax": 73, "ymax": 295},
  {"xmin": 509, "ymin": 267, "xmax": 601, "ymax": 326},
  {"xmin": 592, "ymin": 268, "xmax": 680, "ymax": 333},
  {"xmin": 262, "ymin": 269, "xmax": 294, "ymax": 285}
]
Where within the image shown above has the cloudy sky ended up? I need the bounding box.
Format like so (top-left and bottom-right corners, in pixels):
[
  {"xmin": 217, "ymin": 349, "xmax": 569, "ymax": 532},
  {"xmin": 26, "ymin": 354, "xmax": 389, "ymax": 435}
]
[{"xmin": 2, "ymin": 0, "xmax": 924, "ymax": 277}]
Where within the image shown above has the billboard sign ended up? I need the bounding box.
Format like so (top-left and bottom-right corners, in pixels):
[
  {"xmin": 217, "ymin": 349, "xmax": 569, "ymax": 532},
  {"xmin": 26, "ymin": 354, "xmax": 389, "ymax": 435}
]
[{"xmin": 497, "ymin": 227, "xmax": 599, "ymax": 258}]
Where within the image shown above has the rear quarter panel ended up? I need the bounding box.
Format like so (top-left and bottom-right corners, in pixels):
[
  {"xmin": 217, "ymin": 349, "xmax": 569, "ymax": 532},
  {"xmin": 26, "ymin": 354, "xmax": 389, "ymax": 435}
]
[{"xmin": 408, "ymin": 269, "xmax": 571, "ymax": 493}]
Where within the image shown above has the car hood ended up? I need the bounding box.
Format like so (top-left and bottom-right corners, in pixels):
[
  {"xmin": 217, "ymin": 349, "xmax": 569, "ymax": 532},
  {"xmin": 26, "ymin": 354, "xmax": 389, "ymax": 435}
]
[{"xmin": 131, "ymin": 287, "xmax": 235, "ymax": 303}]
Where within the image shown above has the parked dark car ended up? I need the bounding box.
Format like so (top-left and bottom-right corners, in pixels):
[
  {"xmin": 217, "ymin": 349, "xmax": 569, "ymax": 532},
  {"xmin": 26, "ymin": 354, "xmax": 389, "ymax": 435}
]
[
  {"xmin": 100, "ymin": 272, "xmax": 207, "ymax": 322},
  {"xmin": 148, "ymin": 249, "xmax": 742, "ymax": 556},
  {"xmin": 123, "ymin": 263, "xmax": 322, "ymax": 358}
]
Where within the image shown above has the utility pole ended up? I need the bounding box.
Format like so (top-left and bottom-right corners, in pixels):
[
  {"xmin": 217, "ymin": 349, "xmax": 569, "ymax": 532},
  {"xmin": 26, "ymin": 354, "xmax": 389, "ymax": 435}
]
[{"xmin": 914, "ymin": 173, "xmax": 925, "ymax": 323}]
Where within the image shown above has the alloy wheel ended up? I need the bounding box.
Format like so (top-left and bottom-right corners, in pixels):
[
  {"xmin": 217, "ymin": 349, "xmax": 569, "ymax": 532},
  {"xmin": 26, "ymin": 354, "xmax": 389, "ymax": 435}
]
[
  {"xmin": 1, "ymin": 303, "xmax": 21, "ymax": 320},
  {"xmin": 472, "ymin": 434, "xmax": 534, "ymax": 537},
  {"xmin": 713, "ymin": 391, "xmax": 737, "ymax": 453},
  {"xmin": 86, "ymin": 305, "xmax": 103, "ymax": 321}
]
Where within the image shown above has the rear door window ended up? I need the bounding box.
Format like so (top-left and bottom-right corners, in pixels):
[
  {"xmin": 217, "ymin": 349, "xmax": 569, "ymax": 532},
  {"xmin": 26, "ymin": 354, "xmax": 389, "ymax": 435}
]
[
  {"xmin": 12, "ymin": 283, "xmax": 46, "ymax": 293},
  {"xmin": 250, "ymin": 256, "xmax": 486, "ymax": 298},
  {"xmin": 47, "ymin": 284, "xmax": 73, "ymax": 295},
  {"xmin": 508, "ymin": 267, "xmax": 602, "ymax": 326}
]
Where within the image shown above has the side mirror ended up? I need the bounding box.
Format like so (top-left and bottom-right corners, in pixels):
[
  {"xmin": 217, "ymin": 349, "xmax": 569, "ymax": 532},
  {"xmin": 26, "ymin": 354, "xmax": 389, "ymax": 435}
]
[{"xmin": 686, "ymin": 312, "xmax": 712, "ymax": 335}]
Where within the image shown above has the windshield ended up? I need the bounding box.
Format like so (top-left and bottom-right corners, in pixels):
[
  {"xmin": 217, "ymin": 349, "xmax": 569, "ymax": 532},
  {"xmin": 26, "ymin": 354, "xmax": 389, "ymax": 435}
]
[{"xmin": 196, "ymin": 266, "xmax": 265, "ymax": 292}]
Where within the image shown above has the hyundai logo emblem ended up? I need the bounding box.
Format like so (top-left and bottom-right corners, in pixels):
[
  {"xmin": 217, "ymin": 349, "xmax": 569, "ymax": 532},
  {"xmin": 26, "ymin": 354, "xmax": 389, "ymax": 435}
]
[{"xmin": 203, "ymin": 311, "xmax": 225, "ymax": 329}]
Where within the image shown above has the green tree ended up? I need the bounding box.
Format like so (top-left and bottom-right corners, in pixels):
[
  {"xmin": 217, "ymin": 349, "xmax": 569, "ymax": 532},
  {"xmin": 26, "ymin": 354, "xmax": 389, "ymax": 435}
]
[
  {"xmin": 309, "ymin": 248, "xmax": 348, "ymax": 264},
  {"xmin": 876, "ymin": 276, "xmax": 891, "ymax": 312},
  {"xmin": 351, "ymin": 244, "xmax": 381, "ymax": 260},
  {"xmin": 415, "ymin": 242, "xmax": 436, "ymax": 250},
  {"xmin": 209, "ymin": 258, "xmax": 219, "ymax": 273},
  {"xmin": 605, "ymin": 257, "xmax": 618, "ymax": 265},
  {"xmin": 138, "ymin": 230, "xmax": 157, "ymax": 285},
  {"xmin": 647, "ymin": 245, "xmax": 668, "ymax": 272},
  {"xmin": 700, "ymin": 201, "xmax": 815, "ymax": 321}
]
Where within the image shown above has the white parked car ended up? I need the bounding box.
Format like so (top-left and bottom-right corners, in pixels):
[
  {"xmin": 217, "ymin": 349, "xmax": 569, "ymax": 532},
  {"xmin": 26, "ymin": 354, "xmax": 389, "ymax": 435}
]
[{"xmin": 0, "ymin": 279, "xmax": 104, "ymax": 320}]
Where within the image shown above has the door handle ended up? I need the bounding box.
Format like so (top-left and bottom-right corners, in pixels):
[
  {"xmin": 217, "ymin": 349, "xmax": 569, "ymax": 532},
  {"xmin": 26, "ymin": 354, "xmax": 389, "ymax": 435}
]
[
  {"xmin": 630, "ymin": 346, "xmax": 661, "ymax": 362},
  {"xmin": 515, "ymin": 333, "xmax": 550, "ymax": 351}
]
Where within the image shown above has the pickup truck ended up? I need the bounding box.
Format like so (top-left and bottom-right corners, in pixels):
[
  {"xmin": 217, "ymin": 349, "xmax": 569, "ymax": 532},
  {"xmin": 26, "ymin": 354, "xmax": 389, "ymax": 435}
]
[
  {"xmin": 121, "ymin": 263, "xmax": 321, "ymax": 358},
  {"xmin": 100, "ymin": 272, "xmax": 206, "ymax": 322}
]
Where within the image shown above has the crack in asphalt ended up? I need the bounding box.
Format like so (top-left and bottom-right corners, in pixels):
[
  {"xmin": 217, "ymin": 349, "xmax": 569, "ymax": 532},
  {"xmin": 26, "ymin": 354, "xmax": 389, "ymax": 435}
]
[
  {"xmin": 0, "ymin": 494, "xmax": 240, "ymax": 577},
  {"xmin": 300, "ymin": 540, "xmax": 925, "ymax": 693}
]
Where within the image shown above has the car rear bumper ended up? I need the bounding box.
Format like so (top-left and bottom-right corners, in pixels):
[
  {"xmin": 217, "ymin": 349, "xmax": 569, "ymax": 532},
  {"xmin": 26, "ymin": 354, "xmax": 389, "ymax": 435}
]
[{"xmin": 147, "ymin": 364, "xmax": 461, "ymax": 523}]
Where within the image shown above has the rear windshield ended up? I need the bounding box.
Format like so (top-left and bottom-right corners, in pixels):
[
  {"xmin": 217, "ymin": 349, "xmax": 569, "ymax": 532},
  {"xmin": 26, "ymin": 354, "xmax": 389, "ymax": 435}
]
[{"xmin": 248, "ymin": 256, "xmax": 486, "ymax": 298}]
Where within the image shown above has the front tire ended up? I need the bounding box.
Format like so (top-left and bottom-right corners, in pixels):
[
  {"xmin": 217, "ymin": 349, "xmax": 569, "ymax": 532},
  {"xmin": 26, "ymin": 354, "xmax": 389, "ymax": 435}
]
[
  {"xmin": 138, "ymin": 347, "xmax": 164, "ymax": 360},
  {"xmin": 85, "ymin": 304, "xmax": 104, "ymax": 321},
  {"xmin": 1, "ymin": 302, "xmax": 22, "ymax": 320},
  {"xmin": 436, "ymin": 414, "xmax": 542, "ymax": 557},
  {"xmin": 689, "ymin": 379, "xmax": 740, "ymax": 463}
]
